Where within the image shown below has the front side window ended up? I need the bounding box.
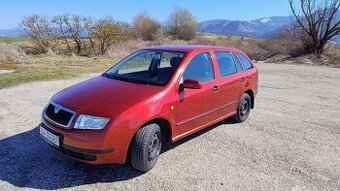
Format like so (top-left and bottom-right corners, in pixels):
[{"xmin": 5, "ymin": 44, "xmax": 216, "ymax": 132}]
[
  {"xmin": 105, "ymin": 50, "xmax": 186, "ymax": 86},
  {"xmin": 183, "ymin": 52, "xmax": 214, "ymax": 83},
  {"xmin": 215, "ymin": 51, "xmax": 238, "ymax": 77},
  {"xmin": 236, "ymin": 53, "xmax": 253, "ymax": 70}
]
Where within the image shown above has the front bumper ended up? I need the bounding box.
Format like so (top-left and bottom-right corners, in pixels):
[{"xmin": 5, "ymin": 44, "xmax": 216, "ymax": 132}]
[
  {"xmin": 58, "ymin": 144, "xmax": 113, "ymax": 162},
  {"xmin": 39, "ymin": 121, "xmax": 125, "ymax": 164}
]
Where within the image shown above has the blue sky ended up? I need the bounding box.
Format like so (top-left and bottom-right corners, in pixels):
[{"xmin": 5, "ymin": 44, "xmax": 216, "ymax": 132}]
[{"xmin": 0, "ymin": 0, "xmax": 295, "ymax": 29}]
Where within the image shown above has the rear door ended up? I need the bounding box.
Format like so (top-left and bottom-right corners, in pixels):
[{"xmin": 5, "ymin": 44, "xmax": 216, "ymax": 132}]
[
  {"xmin": 175, "ymin": 52, "xmax": 219, "ymax": 136},
  {"xmin": 235, "ymin": 52, "xmax": 258, "ymax": 95},
  {"xmin": 214, "ymin": 51, "xmax": 245, "ymax": 116}
]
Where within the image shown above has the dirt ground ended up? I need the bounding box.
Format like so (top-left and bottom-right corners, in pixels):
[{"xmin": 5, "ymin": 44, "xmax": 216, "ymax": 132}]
[{"xmin": 0, "ymin": 62, "xmax": 339, "ymax": 191}]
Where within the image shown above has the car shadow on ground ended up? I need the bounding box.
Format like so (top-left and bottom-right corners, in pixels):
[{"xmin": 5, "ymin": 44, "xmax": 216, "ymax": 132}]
[{"xmin": 0, "ymin": 119, "xmax": 234, "ymax": 190}]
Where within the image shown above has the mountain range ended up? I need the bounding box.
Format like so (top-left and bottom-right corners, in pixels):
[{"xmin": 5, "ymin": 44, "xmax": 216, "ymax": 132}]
[
  {"xmin": 2, "ymin": 18, "xmax": 293, "ymax": 39},
  {"xmin": 198, "ymin": 16, "xmax": 293, "ymax": 39},
  {"xmin": 0, "ymin": 27, "xmax": 24, "ymax": 37}
]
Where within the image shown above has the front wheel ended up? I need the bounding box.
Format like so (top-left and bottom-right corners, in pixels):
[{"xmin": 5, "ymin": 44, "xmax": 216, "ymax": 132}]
[
  {"xmin": 131, "ymin": 123, "xmax": 162, "ymax": 172},
  {"xmin": 233, "ymin": 93, "xmax": 252, "ymax": 123}
]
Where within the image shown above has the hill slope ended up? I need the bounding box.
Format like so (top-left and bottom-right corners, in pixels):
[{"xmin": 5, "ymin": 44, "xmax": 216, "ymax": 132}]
[
  {"xmin": 198, "ymin": 16, "xmax": 293, "ymax": 38},
  {"xmin": 0, "ymin": 27, "xmax": 24, "ymax": 37}
]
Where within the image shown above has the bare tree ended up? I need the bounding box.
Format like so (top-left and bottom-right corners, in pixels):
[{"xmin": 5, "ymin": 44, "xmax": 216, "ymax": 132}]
[
  {"xmin": 52, "ymin": 15, "xmax": 72, "ymax": 53},
  {"xmin": 20, "ymin": 14, "xmax": 58, "ymax": 53},
  {"xmin": 84, "ymin": 17, "xmax": 97, "ymax": 50},
  {"xmin": 165, "ymin": 8, "xmax": 197, "ymax": 40},
  {"xmin": 288, "ymin": 0, "xmax": 340, "ymax": 55},
  {"xmin": 133, "ymin": 12, "xmax": 162, "ymax": 41},
  {"xmin": 52, "ymin": 14, "xmax": 86, "ymax": 54}
]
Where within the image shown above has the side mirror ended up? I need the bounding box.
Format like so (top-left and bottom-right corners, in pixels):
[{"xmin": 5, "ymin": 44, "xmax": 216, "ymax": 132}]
[{"xmin": 179, "ymin": 79, "xmax": 201, "ymax": 91}]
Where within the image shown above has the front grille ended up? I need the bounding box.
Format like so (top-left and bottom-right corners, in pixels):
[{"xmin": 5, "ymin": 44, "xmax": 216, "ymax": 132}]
[{"xmin": 45, "ymin": 102, "xmax": 75, "ymax": 128}]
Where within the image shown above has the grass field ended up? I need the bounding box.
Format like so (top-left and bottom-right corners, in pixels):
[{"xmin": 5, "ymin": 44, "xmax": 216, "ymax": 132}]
[
  {"xmin": 0, "ymin": 37, "xmax": 29, "ymax": 43},
  {"xmin": 0, "ymin": 55, "xmax": 120, "ymax": 89}
]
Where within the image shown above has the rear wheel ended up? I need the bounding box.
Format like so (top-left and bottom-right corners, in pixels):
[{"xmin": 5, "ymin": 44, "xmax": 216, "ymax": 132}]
[
  {"xmin": 131, "ymin": 123, "xmax": 161, "ymax": 172},
  {"xmin": 233, "ymin": 93, "xmax": 252, "ymax": 123}
]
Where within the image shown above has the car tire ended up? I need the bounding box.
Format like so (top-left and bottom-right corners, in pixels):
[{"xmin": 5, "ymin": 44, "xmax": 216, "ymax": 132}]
[
  {"xmin": 131, "ymin": 123, "xmax": 162, "ymax": 172},
  {"xmin": 233, "ymin": 93, "xmax": 252, "ymax": 123}
]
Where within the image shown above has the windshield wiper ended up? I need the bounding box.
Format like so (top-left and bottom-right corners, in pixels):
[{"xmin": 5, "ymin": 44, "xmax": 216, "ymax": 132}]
[
  {"xmin": 102, "ymin": 73, "xmax": 113, "ymax": 78},
  {"xmin": 117, "ymin": 76, "xmax": 149, "ymax": 85},
  {"xmin": 103, "ymin": 73, "xmax": 164, "ymax": 86},
  {"xmin": 103, "ymin": 73, "xmax": 151, "ymax": 85}
]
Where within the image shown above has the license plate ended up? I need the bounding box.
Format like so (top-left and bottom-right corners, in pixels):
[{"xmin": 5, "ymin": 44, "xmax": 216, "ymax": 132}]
[{"xmin": 40, "ymin": 125, "xmax": 60, "ymax": 147}]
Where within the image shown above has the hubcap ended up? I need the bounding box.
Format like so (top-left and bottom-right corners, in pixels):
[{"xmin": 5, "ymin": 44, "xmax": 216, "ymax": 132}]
[
  {"xmin": 148, "ymin": 133, "xmax": 160, "ymax": 161},
  {"xmin": 240, "ymin": 99, "xmax": 249, "ymax": 117}
]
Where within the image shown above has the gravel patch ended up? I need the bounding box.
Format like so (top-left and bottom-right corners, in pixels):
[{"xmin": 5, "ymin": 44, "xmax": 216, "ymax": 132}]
[
  {"xmin": 0, "ymin": 63, "xmax": 339, "ymax": 190},
  {"xmin": 0, "ymin": 70, "xmax": 15, "ymax": 75}
]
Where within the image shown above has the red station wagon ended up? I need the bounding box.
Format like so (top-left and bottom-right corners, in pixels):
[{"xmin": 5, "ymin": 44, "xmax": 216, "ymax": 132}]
[{"xmin": 40, "ymin": 45, "xmax": 258, "ymax": 172}]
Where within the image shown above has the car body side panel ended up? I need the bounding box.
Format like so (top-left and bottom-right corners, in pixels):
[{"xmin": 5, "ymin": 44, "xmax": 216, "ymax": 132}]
[{"xmin": 216, "ymin": 73, "xmax": 243, "ymax": 116}]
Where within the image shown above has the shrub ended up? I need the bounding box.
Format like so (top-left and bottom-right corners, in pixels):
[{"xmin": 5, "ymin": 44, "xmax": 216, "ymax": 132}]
[
  {"xmin": 165, "ymin": 8, "xmax": 197, "ymax": 40},
  {"xmin": 133, "ymin": 12, "xmax": 162, "ymax": 41}
]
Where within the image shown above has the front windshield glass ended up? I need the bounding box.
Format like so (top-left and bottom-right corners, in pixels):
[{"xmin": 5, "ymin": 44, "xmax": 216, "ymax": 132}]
[{"xmin": 105, "ymin": 50, "xmax": 186, "ymax": 86}]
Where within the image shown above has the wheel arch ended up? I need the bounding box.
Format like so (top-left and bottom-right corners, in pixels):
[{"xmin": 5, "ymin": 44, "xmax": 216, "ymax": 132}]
[
  {"xmin": 125, "ymin": 117, "xmax": 172, "ymax": 163},
  {"xmin": 245, "ymin": 89, "xmax": 255, "ymax": 109},
  {"xmin": 142, "ymin": 118, "xmax": 172, "ymax": 142}
]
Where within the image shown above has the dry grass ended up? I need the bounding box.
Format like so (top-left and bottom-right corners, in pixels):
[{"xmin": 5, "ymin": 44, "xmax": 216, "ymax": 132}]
[
  {"xmin": 0, "ymin": 43, "xmax": 32, "ymax": 64},
  {"xmin": 1, "ymin": 34, "xmax": 339, "ymax": 88},
  {"xmin": 191, "ymin": 34, "xmax": 302, "ymax": 60},
  {"xmin": 189, "ymin": 34, "xmax": 340, "ymax": 67},
  {"xmin": 107, "ymin": 39, "xmax": 190, "ymax": 57},
  {"xmin": 323, "ymin": 43, "xmax": 340, "ymax": 65}
]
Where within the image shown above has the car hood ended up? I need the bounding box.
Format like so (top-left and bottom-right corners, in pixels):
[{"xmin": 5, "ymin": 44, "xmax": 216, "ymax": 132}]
[{"xmin": 51, "ymin": 75, "xmax": 163, "ymax": 118}]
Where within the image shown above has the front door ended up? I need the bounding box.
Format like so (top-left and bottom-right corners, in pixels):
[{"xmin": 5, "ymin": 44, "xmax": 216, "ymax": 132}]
[{"xmin": 175, "ymin": 52, "xmax": 219, "ymax": 137}]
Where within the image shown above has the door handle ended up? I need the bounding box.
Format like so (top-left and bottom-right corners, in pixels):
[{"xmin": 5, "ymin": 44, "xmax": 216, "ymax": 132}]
[
  {"xmin": 212, "ymin": 86, "xmax": 220, "ymax": 92},
  {"xmin": 241, "ymin": 77, "xmax": 245, "ymax": 83}
]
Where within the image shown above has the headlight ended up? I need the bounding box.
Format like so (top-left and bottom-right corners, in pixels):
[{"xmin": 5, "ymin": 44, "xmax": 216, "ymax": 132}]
[{"xmin": 74, "ymin": 114, "xmax": 110, "ymax": 130}]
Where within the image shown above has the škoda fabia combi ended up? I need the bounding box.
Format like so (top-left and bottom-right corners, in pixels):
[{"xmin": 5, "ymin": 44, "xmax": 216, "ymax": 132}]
[{"xmin": 40, "ymin": 45, "xmax": 258, "ymax": 172}]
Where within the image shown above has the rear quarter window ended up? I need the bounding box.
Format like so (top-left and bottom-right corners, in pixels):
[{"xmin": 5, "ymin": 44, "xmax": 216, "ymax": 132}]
[
  {"xmin": 231, "ymin": 53, "xmax": 244, "ymax": 73},
  {"xmin": 236, "ymin": 53, "xmax": 253, "ymax": 70}
]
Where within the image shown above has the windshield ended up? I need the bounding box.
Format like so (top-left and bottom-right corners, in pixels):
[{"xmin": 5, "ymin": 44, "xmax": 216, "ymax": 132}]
[{"xmin": 104, "ymin": 50, "xmax": 186, "ymax": 86}]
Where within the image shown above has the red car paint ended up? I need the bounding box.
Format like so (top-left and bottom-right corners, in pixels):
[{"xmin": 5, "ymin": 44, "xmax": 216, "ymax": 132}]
[{"xmin": 40, "ymin": 45, "xmax": 258, "ymax": 165}]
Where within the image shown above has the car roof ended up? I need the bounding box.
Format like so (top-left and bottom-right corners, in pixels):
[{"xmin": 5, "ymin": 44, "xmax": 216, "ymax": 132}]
[{"xmin": 143, "ymin": 45, "xmax": 242, "ymax": 53}]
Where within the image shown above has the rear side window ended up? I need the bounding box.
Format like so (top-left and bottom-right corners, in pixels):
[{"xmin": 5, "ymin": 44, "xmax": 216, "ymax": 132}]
[
  {"xmin": 183, "ymin": 52, "xmax": 214, "ymax": 83},
  {"xmin": 236, "ymin": 53, "xmax": 253, "ymax": 70},
  {"xmin": 215, "ymin": 51, "xmax": 237, "ymax": 77}
]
